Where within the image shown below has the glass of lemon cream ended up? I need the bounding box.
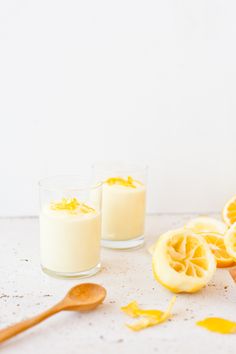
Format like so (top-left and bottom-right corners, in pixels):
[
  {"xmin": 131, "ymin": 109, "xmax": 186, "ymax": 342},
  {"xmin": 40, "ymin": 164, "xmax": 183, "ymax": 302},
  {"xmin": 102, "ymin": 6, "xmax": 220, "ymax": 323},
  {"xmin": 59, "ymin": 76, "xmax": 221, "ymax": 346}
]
[
  {"xmin": 39, "ymin": 176, "xmax": 102, "ymax": 278},
  {"xmin": 92, "ymin": 162, "xmax": 147, "ymax": 249}
]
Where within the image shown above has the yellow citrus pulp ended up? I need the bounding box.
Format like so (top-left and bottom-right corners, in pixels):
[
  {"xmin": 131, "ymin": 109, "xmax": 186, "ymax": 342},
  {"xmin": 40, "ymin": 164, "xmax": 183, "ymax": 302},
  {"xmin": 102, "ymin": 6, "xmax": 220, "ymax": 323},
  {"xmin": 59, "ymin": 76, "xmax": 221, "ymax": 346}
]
[
  {"xmin": 222, "ymin": 195, "xmax": 236, "ymax": 226},
  {"xmin": 152, "ymin": 229, "xmax": 216, "ymax": 293},
  {"xmin": 200, "ymin": 232, "xmax": 234, "ymax": 268}
]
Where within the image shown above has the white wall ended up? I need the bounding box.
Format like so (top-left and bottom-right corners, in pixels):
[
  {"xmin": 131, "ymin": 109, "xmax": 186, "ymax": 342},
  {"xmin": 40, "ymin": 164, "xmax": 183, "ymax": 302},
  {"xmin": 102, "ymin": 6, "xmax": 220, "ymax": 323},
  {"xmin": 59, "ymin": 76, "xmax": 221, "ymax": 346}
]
[{"xmin": 1, "ymin": 0, "xmax": 236, "ymax": 216}]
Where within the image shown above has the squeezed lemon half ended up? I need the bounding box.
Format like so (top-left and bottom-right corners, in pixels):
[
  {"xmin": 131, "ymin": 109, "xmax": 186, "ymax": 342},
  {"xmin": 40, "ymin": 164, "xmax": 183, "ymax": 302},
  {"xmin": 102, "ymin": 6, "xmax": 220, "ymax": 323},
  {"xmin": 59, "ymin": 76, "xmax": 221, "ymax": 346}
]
[
  {"xmin": 185, "ymin": 216, "xmax": 228, "ymax": 235},
  {"xmin": 224, "ymin": 223, "xmax": 236, "ymax": 261},
  {"xmin": 222, "ymin": 195, "xmax": 236, "ymax": 226},
  {"xmin": 152, "ymin": 229, "xmax": 216, "ymax": 293},
  {"xmin": 201, "ymin": 232, "xmax": 234, "ymax": 268}
]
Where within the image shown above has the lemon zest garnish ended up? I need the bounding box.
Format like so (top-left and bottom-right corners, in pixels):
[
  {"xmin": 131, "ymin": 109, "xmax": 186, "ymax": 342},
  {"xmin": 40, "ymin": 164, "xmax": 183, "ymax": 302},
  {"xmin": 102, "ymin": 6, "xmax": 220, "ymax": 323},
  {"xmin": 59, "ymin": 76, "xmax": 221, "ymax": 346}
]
[
  {"xmin": 121, "ymin": 296, "xmax": 176, "ymax": 331},
  {"xmin": 197, "ymin": 317, "xmax": 236, "ymax": 334},
  {"xmin": 105, "ymin": 176, "xmax": 137, "ymax": 188},
  {"xmin": 50, "ymin": 198, "xmax": 95, "ymax": 214},
  {"xmin": 51, "ymin": 198, "xmax": 79, "ymax": 211}
]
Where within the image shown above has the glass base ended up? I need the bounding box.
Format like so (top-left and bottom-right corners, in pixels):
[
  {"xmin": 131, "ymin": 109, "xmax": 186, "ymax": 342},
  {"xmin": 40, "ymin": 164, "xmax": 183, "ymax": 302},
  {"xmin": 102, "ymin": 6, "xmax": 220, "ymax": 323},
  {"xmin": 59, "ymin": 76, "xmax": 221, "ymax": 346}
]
[
  {"xmin": 101, "ymin": 235, "xmax": 144, "ymax": 250},
  {"xmin": 41, "ymin": 262, "xmax": 101, "ymax": 279}
]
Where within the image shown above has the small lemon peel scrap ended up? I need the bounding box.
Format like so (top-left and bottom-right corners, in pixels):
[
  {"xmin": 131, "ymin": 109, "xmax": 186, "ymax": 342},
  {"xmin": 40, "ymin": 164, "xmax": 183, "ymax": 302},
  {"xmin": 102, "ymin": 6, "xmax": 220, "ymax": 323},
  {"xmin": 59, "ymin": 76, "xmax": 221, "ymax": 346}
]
[
  {"xmin": 121, "ymin": 301, "xmax": 140, "ymax": 318},
  {"xmin": 50, "ymin": 197, "xmax": 95, "ymax": 214},
  {"xmin": 121, "ymin": 296, "xmax": 176, "ymax": 331},
  {"xmin": 105, "ymin": 176, "xmax": 139, "ymax": 188},
  {"xmin": 197, "ymin": 317, "xmax": 236, "ymax": 334},
  {"xmin": 121, "ymin": 301, "xmax": 163, "ymax": 318}
]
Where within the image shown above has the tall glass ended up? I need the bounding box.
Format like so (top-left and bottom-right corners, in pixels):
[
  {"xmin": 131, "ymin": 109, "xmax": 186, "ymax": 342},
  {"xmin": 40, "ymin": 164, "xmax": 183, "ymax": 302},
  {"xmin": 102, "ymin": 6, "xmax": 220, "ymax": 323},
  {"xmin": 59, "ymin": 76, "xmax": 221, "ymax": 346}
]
[
  {"xmin": 92, "ymin": 162, "xmax": 147, "ymax": 249},
  {"xmin": 39, "ymin": 176, "xmax": 102, "ymax": 278}
]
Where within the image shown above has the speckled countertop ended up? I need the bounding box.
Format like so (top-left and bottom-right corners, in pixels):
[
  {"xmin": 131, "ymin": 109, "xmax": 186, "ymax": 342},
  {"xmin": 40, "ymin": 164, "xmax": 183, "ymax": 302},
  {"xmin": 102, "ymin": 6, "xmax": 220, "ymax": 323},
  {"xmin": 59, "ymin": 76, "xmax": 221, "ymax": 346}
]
[{"xmin": 0, "ymin": 214, "xmax": 235, "ymax": 354}]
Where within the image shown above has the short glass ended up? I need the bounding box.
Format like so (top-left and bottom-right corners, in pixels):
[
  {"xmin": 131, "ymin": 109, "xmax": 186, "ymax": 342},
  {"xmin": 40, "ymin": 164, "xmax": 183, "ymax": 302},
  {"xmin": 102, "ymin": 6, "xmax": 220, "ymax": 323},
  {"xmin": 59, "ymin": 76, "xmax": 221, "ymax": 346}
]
[
  {"xmin": 39, "ymin": 176, "xmax": 102, "ymax": 278},
  {"xmin": 92, "ymin": 162, "xmax": 147, "ymax": 249}
]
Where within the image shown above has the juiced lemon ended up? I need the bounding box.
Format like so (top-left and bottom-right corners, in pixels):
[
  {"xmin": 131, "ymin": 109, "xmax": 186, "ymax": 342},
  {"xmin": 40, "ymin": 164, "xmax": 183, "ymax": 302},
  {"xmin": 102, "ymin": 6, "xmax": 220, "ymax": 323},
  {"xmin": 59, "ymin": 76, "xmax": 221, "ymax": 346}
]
[
  {"xmin": 185, "ymin": 216, "xmax": 227, "ymax": 235},
  {"xmin": 201, "ymin": 232, "xmax": 234, "ymax": 268},
  {"xmin": 152, "ymin": 229, "xmax": 216, "ymax": 293},
  {"xmin": 222, "ymin": 195, "xmax": 236, "ymax": 226},
  {"xmin": 224, "ymin": 223, "xmax": 236, "ymax": 261}
]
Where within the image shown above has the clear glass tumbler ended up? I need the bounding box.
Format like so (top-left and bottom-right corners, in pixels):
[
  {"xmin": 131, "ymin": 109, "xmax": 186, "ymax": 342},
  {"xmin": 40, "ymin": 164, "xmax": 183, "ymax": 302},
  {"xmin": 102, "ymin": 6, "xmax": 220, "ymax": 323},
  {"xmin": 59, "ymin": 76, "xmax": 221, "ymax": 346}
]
[
  {"xmin": 39, "ymin": 175, "xmax": 102, "ymax": 278},
  {"xmin": 92, "ymin": 162, "xmax": 147, "ymax": 249}
]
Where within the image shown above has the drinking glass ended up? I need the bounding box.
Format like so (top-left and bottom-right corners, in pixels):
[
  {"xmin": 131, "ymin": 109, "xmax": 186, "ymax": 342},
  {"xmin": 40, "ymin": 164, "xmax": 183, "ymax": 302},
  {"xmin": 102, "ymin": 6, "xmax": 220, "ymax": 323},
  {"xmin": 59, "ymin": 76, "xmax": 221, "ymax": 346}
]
[
  {"xmin": 39, "ymin": 175, "xmax": 102, "ymax": 278},
  {"xmin": 92, "ymin": 162, "xmax": 147, "ymax": 249}
]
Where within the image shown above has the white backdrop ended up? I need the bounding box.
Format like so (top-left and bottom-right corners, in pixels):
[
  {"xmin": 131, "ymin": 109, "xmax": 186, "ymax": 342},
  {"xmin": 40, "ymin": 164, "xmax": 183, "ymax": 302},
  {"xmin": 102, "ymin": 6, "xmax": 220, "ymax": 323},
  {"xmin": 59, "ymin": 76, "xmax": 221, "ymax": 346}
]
[{"xmin": 1, "ymin": 0, "xmax": 236, "ymax": 216}]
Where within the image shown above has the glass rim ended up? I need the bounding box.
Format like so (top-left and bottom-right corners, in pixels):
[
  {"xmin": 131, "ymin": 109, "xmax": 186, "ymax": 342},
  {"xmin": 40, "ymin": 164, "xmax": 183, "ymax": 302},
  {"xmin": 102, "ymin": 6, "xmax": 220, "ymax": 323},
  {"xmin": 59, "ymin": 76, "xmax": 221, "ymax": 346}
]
[{"xmin": 38, "ymin": 175, "xmax": 102, "ymax": 192}]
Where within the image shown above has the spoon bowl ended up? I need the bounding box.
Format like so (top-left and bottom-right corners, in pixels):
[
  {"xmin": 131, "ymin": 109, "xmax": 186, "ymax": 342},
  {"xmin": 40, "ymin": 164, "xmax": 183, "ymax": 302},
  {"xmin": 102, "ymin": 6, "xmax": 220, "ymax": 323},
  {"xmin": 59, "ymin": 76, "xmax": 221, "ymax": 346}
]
[{"xmin": 65, "ymin": 283, "xmax": 107, "ymax": 311}]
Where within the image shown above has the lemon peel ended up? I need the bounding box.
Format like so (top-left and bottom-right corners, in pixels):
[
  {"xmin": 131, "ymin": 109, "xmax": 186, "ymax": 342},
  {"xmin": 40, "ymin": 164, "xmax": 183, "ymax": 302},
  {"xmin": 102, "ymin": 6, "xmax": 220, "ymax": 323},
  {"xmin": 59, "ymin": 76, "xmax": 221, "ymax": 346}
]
[
  {"xmin": 121, "ymin": 301, "xmax": 163, "ymax": 318},
  {"xmin": 105, "ymin": 176, "xmax": 137, "ymax": 188},
  {"xmin": 50, "ymin": 197, "xmax": 95, "ymax": 214},
  {"xmin": 121, "ymin": 296, "xmax": 176, "ymax": 331},
  {"xmin": 197, "ymin": 317, "xmax": 236, "ymax": 334},
  {"xmin": 121, "ymin": 301, "xmax": 140, "ymax": 318}
]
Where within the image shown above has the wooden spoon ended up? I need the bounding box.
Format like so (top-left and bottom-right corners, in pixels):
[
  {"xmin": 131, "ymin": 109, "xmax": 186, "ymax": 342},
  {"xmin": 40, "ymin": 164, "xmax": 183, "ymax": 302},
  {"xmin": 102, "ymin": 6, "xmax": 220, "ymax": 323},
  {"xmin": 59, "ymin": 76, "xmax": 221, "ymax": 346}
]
[{"xmin": 0, "ymin": 283, "xmax": 106, "ymax": 344}]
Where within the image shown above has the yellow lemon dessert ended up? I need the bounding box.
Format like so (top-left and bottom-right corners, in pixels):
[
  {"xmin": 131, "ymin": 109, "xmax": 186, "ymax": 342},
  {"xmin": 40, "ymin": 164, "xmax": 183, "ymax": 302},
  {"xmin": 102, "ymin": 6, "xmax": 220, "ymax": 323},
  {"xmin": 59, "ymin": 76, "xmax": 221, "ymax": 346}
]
[{"xmin": 40, "ymin": 198, "xmax": 101, "ymax": 275}]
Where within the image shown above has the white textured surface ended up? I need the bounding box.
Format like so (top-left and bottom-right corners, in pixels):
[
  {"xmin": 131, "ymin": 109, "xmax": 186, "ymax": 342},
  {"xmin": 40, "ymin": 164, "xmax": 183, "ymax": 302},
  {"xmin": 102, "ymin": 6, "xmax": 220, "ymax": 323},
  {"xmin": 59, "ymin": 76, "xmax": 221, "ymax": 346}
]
[{"xmin": 0, "ymin": 214, "xmax": 235, "ymax": 353}]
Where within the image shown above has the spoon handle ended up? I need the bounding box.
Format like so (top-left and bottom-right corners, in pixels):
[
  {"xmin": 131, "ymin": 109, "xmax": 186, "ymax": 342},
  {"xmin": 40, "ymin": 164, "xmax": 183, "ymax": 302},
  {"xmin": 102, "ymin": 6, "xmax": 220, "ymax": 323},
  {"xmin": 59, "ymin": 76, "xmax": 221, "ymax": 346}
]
[{"xmin": 0, "ymin": 301, "xmax": 64, "ymax": 344}]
